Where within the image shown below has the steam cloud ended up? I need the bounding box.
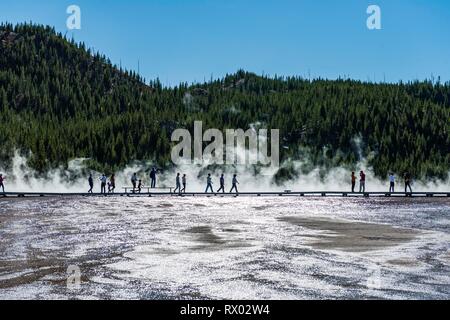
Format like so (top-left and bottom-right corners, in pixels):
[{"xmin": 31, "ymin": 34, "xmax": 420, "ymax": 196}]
[{"xmin": 1, "ymin": 148, "xmax": 449, "ymax": 193}]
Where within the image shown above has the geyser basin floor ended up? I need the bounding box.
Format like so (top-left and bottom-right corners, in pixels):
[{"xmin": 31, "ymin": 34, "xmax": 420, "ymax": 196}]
[{"xmin": 0, "ymin": 197, "xmax": 449, "ymax": 299}]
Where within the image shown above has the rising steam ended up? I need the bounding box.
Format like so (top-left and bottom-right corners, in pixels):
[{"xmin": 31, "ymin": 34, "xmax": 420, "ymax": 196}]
[{"xmin": 0, "ymin": 148, "xmax": 448, "ymax": 193}]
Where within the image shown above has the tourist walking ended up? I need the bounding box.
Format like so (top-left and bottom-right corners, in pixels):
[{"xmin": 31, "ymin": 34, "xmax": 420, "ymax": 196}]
[
  {"xmin": 181, "ymin": 174, "xmax": 186, "ymax": 193},
  {"xmin": 230, "ymin": 174, "xmax": 239, "ymax": 193},
  {"xmin": 109, "ymin": 174, "xmax": 116, "ymax": 193},
  {"xmin": 217, "ymin": 174, "xmax": 225, "ymax": 193},
  {"xmin": 205, "ymin": 174, "xmax": 214, "ymax": 193},
  {"xmin": 174, "ymin": 173, "xmax": 181, "ymax": 194},
  {"xmin": 88, "ymin": 174, "xmax": 94, "ymax": 193}
]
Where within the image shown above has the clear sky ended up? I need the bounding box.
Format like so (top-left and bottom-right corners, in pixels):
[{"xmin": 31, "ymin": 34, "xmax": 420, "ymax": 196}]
[{"xmin": 1, "ymin": 0, "xmax": 449, "ymax": 86}]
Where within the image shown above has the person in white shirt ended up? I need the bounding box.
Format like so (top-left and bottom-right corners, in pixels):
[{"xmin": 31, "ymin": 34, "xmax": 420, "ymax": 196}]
[
  {"xmin": 100, "ymin": 174, "xmax": 107, "ymax": 194},
  {"xmin": 389, "ymin": 173, "xmax": 395, "ymax": 193}
]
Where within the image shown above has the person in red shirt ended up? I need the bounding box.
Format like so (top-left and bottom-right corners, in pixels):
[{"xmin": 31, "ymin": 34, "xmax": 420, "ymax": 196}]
[
  {"xmin": 0, "ymin": 173, "xmax": 5, "ymax": 193},
  {"xmin": 109, "ymin": 174, "xmax": 116, "ymax": 193},
  {"xmin": 359, "ymin": 171, "xmax": 366, "ymax": 193}
]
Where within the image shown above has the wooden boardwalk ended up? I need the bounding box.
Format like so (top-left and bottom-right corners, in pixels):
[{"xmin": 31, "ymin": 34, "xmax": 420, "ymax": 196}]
[{"xmin": 1, "ymin": 191, "xmax": 449, "ymax": 198}]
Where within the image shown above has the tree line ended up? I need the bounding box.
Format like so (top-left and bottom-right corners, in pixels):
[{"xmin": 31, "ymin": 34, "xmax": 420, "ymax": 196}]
[{"xmin": 0, "ymin": 23, "xmax": 449, "ymax": 181}]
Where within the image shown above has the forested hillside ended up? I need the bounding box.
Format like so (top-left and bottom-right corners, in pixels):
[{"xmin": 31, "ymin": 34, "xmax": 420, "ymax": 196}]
[{"xmin": 1, "ymin": 23, "xmax": 449, "ymax": 180}]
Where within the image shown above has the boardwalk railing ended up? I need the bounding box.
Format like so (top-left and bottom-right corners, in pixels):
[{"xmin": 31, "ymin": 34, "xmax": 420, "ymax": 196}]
[{"xmin": 1, "ymin": 191, "xmax": 449, "ymax": 198}]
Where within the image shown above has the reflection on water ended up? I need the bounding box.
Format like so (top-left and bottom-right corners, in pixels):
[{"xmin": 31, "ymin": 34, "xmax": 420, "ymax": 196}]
[{"xmin": 0, "ymin": 196, "xmax": 449, "ymax": 299}]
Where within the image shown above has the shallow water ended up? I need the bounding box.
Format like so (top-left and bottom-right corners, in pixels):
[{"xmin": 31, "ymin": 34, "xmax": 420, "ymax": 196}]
[{"xmin": 0, "ymin": 196, "xmax": 449, "ymax": 300}]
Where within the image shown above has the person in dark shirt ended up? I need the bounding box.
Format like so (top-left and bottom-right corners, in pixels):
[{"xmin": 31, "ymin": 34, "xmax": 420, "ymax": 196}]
[
  {"xmin": 150, "ymin": 168, "xmax": 157, "ymax": 188},
  {"xmin": 174, "ymin": 173, "xmax": 181, "ymax": 194},
  {"xmin": 230, "ymin": 174, "xmax": 239, "ymax": 193},
  {"xmin": 0, "ymin": 173, "xmax": 5, "ymax": 193},
  {"xmin": 217, "ymin": 174, "xmax": 225, "ymax": 193},
  {"xmin": 351, "ymin": 172, "xmax": 356, "ymax": 193},
  {"xmin": 88, "ymin": 174, "xmax": 94, "ymax": 193},
  {"xmin": 131, "ymin": 173, "xmax": 138, "ymax": 193},
  {"xmin": 110, "ymin": 174, "xmax": 116, "ymax": 193},
  {"xmin": 205, "ymin": 174, "xmax": 213, "ymax": 193},
  {"xmin": 404, "ymin": 172, "xmax": 412, "ymax": 193}
]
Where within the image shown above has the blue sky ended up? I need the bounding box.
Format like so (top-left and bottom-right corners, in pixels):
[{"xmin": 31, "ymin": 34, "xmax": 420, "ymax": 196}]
[{"xmin": 1, "ymin": 0, "xmax": 449, "ymax": 85}]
